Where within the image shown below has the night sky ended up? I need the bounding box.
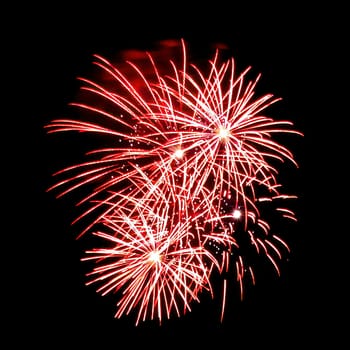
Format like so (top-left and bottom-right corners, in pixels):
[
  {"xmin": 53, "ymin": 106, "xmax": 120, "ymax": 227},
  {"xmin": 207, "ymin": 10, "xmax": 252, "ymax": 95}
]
[{"xmin": 12, "ymin": 2, "xmax": 341, "ymax": 348}]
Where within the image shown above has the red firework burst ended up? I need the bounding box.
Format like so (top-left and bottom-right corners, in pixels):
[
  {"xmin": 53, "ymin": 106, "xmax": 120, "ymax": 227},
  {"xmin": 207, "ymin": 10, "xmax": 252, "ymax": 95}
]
[
  {"xmin": 45, "ymin": 38, "xmax": 303, "ymax": 324},
  {"xmin": 82, "ymin": 191, "xmax": 221, "ymax": 325}
]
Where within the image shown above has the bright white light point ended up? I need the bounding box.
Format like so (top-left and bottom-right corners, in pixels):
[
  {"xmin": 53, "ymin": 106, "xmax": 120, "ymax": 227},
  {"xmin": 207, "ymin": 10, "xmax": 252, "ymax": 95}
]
[
  {"xmin": 216, "ymin": 126, "xmax": 230, "ymax": 140},
  {"xmin": 174, "ymin": 149, "xmax": 184, "ymax": 158},
  {"xmin": 233, "ymin": 209, "xmax": 242, "ymax": 219},
  {"xmin": 149, "ymin": 251, "xmax": 161, "ymax": 263}
]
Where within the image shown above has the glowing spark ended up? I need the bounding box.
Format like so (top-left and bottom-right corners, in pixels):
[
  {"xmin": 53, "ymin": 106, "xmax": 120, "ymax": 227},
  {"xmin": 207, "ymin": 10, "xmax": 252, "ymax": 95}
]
[
  {"xmin": 174, "ymin": 148, "xmax": 184, "ymax": 159},
  {"xmin": 216, "ymin": 126, "xmax": 230, "ymax": 141},
  {"xmin": 149, "ymin": 251, "xmax": 161, "ymax": 264},
  {"xmin": 232, "ymin": 209, "xmax": 242, "ymax": 219}
]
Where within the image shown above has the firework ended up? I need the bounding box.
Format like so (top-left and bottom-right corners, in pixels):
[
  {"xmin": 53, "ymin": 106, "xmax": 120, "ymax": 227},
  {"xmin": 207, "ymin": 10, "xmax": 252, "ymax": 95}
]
[
  {"xmin": 82, "ymin": 187, "xmax": 221, "ymax": 325},
  {"xmin": 46, "ymin": 38, "xmax": 303, "ymax": 324}
]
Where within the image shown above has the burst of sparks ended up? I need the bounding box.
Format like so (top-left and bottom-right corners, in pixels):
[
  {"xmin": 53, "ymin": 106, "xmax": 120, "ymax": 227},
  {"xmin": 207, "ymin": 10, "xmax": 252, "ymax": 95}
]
[
  {"xmin": 45, "ymin": 38, "xmax": 303, "ymax": 325},
  {"xmin": 82, "ymin": 199, "xmax": 220, "ymax": 325}
]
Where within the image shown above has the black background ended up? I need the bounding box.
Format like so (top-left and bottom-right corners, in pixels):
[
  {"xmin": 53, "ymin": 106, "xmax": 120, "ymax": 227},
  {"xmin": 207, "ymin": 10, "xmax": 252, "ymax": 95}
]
[{"xmin": 10, "ymin": 1, "xmax": 343, "ymax": 348}]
